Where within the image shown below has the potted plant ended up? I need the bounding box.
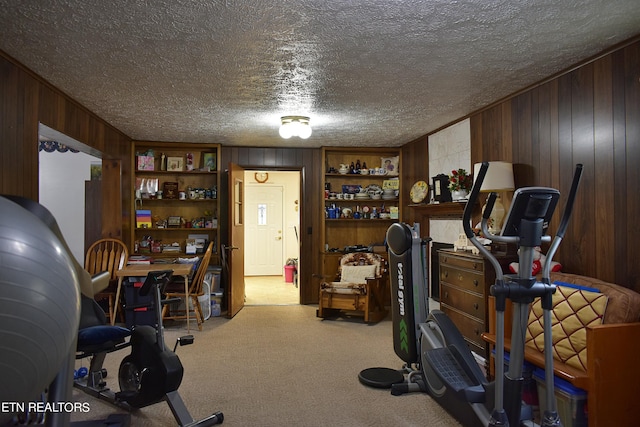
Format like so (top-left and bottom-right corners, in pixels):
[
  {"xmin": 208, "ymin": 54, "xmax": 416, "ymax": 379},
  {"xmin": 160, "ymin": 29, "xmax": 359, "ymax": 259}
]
[{"xmin": 448, "ymin": 168, "xmax": 472, "ymax": 200}]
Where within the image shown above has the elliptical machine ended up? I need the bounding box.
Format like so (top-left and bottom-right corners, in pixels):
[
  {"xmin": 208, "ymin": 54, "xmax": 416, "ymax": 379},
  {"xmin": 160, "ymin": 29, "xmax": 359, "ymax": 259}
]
[
  {"xmin": 371, "ymin": 162, "xmax": 582, "ymax": 426},
  {"xmin": 358, "ymin": 223, "xmax": 430, "ymax": 393},
  {"xmin": 419, "ymin": 162, "xmax": 583, "ymax": 426}
]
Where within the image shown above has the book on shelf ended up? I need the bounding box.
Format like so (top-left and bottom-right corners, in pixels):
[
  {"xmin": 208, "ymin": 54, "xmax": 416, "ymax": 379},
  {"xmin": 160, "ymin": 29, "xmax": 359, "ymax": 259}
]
[{"xmin": 136, "ymin": 210, "xmax": 152, "ymax": 228}]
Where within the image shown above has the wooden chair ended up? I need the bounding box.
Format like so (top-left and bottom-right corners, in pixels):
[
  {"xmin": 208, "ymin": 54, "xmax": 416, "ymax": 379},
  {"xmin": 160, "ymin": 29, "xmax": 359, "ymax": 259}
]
[
  {"xmin": 317, "ymin": 252, "xmax": 388, "ymax": 323},
  {"xmin": 84, "ymin": 238, "xmax": 129, "ymax": 322},
  {"xmin": 162, "ymin": 242, "xmax": 213, "ymax": 331}
]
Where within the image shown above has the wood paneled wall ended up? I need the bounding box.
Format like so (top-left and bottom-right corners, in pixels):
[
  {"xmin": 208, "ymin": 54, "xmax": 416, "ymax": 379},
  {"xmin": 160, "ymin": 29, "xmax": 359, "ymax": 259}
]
[
  {"xmin": 220, "ymin": 146, "xmax": 322, "ymax": 304},
  {"xmin": 0, "ymin": 51, "xmax": 131, "ymax": 241},
  {"xmin": 469, "ymin": 39, "xmax": 640, "ymax": 292},
  {"xmin": 401, "ymin": 136, "xmax": 430, "ymax": 228},
  {"xmin": 3, "ymin": 34, "xmax": 639, "ymax": 297}
]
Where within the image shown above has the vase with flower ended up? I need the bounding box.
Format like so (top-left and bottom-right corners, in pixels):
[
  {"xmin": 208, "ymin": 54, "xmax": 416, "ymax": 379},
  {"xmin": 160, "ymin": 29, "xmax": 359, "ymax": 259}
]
[{"xmin": 448, "ymin": 168, "xmax": 472, "ymax": 201}]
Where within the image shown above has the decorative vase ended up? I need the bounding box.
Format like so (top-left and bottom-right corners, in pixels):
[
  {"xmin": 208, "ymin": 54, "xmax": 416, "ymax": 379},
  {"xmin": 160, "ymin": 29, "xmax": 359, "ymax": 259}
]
[{"xmin": 451, "ymin": 189, "xmax": 468, "ymax": 201}]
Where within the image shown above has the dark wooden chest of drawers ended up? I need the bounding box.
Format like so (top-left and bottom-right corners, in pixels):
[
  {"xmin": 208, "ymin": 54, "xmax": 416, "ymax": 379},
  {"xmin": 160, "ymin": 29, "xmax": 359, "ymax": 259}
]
[{"xmin": 438, "ymin": 249, "xmax": 515, "ymax": 361}]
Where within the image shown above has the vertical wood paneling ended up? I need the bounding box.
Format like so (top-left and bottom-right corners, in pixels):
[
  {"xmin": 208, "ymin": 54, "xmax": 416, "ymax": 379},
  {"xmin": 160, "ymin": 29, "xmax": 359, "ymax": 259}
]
[
  {"xmin": 469, "ymin": 39, "xmax": 640, "ymax": 292},
  {"xmin": 568, "ymin": 65, "xmax": 596, "ymax": 275},
  {"xmin": 470, "ymin": 114, "xmax": 484, "ymax": 166},
  {"xmin": 593, "ymin": 55, "xmax": 616, "ymax": 281},
  {"xmin": 1, "ymin": 52, "xmax": 131, "ymax": 245},
  {"xmin": 21, "ymin": 70, "xmax": 39, "ymax": 198},
  {"xmin": 512, "ymin": 92, "xmax": 534, "ymax": 185},
  {"xmin": 623, "ymin": 42, "xmax": 640, "ymax": 288},
  {"xmin": 401, "ymin": 136, "xmax": 429, "ymax": 233},
  {"xmin": 529, "ymin": 88, "xmax": 540, "ymax": 183},
  {"xmin": 4, "ymin": 37, "xmax": 640, "ymax": 296},
  {"xmin": 537, "ymin": 84, "xmax": 552, "ymax": 188}
]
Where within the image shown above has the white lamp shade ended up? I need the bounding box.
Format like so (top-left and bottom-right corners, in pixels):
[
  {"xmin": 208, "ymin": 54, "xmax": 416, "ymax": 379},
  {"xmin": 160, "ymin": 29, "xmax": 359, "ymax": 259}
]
[{"xmin": 473, "ymin": 161, "xmax": 514, "ymax": 192}]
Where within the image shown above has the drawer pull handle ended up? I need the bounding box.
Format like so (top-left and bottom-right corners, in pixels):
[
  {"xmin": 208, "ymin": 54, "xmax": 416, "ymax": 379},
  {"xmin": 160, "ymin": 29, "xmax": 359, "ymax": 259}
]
[
  {"xmin": 473, "ymin": 263, "xmax": 478, "ymax": 269},
  {"xmin": 473, "ymin": 279, "xmax": 479, "ymax": 286},
  {"xmin": 457, "ymin": 274, "xmax": 463, "ymax": 281},
  {"xmin": 444, "ymin": 291, "xmax": 449, "ymax": 299},
  {"xmin": 473, "ymin": 303, "xmax": 479, "ymax": 310},
  {"xmin": 474, "ymin": 329, "xmax": 480, "ymax": 336},
  {"xmin": 443, "ymin": 271, "xmax": 448, "ymax": 278}
]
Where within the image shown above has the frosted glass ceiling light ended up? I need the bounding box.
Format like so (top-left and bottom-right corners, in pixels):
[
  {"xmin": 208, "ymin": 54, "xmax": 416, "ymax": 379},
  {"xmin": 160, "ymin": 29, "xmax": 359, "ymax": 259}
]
[{"xmin": 279, "ymin": 116, "xmax": 312, "ymax": 139}]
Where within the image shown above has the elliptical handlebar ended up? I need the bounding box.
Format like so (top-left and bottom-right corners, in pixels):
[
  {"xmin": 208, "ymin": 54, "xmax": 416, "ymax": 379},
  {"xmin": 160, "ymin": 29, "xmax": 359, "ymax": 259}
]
[
  {"xmin": 541, "ymin": 163, "xmax": 583, "ymax": 280},
  {"xmin": 483, "ymin": 193, "xmax": 497, "ymax": 223},
  {"xmin": 556, "ymin": 164, "xmax": 583, "ymax": 239},
  {"xmin": 463, "ymin": 161, "xmax": 488, "ymax": 238}
]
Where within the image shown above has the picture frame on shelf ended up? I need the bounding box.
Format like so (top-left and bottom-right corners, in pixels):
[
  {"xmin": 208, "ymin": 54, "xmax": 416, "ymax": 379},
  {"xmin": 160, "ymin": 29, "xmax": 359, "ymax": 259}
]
[
  {"xmin": 163, "ymin": 181, "xmax": 179, "ymax": 199},
  {"xmin": 202, "ymin": 152, "xmax": 217, "ymax": 171},
  {"xmin": 137, "ymin": 155, "xmax": 155, "ymax": 171},
  {"xmin": 381, "ymin": 156, "xmax": 399, "ymax": 176},
  {"xmin": 167, "ymin": 216, "xmax": 182, "ymax": 228},
  {"xmin": 382, "ymin": 178, "xmax": 399, "ymax": 190},
  {"xmin": 167, "ymin": 156, "xmax": 184, "ymax": 171}
]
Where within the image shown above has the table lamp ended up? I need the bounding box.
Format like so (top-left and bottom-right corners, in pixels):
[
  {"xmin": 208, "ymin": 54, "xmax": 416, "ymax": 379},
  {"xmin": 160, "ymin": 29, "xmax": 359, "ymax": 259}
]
[{"xmin": 473, "ymin": 161, "xmax": 515, "ymax": 234}]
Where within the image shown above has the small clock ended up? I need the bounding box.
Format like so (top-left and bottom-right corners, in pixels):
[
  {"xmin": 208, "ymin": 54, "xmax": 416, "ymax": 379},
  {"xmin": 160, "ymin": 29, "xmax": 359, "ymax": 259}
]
[{"xmin": 254, "ymin": 172, "xmax": 269, "ymax": 183}]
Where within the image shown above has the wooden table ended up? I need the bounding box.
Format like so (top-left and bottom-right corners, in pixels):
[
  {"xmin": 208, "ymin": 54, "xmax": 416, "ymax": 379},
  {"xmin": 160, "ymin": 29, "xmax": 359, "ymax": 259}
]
[{"xmin": 112, "ymin": 263, "xmax": 195, "ymax": 331}]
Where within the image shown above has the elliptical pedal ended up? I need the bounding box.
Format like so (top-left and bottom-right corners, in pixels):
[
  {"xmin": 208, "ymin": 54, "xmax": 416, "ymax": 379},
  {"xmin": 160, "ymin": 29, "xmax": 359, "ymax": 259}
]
[{"xmin": 425, "ymin": 347, "xmax": 475, "ymax": 392}]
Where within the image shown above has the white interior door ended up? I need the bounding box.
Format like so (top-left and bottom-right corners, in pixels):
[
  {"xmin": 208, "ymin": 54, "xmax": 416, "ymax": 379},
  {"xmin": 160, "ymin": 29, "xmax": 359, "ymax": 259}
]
[{"xmin": 245, "ymin": 185, "xmax": 284, "ymax": 276}]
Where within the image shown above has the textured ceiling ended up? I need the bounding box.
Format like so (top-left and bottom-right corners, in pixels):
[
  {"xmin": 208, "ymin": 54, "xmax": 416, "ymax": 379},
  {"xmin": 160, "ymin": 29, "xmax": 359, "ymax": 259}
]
[{"xmin": 1, "ymin": 0, "xmax": 639, "ymax": 148}]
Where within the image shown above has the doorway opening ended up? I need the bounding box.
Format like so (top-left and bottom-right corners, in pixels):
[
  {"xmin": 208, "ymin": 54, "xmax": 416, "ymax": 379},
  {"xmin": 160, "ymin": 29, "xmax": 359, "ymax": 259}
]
[
  {"xmin": 243, "ymin": 170, "xmax": 300, "ymax": 305},
  {"xmin": 38, "ymin": 123, "xmax": 104, "ymax": 264}
]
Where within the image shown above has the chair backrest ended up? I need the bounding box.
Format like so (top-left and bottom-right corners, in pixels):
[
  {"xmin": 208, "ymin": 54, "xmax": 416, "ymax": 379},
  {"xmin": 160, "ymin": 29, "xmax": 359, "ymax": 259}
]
[
  {"xmin": 339, "ymin": 252, "xmax": 384, "ymax": 277},
  {"xmin": 189, "ymin": 242, "xmax": 214, "ymax": 295},
  {"xmin": 85, "ymin": 238, "xmax": 129, "ymax": 280}
]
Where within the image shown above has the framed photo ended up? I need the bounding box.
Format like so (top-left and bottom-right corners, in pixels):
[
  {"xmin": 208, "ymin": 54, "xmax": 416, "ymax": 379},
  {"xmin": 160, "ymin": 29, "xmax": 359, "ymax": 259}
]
[
  {"xmin": 167, "ymin": 216, "xmax": 182, "ymax": 228},
  {"xmin": 90, "ymin": 162, "xmax": 102, "ymax": 180},
  {"xmin": 137, "ymin": 155, "xmax": 155, "ymax": 171},
  {"xmin": 167, "ymin": 156, "xmax": 184, "ymax": 171},
  {"xmin": 163, "ymin": 181, "xmax": 179, "ymax": 199},
  {"xmin": 381, "ymin": 156, "xmax": 399, "ymax": 176},
  {"xmin": 382, "ymin": 178, "xmax": 399, "ymax": 190},
  {"xmin": 202, "ymin": 152, "xmax": 217, "ymax": 171}
]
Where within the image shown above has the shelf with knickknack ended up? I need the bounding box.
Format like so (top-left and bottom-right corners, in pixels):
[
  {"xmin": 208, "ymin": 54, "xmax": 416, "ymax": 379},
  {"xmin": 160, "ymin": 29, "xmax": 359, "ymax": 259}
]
[
  {"xmin": 131, "ymin": 141, "xmax": 221, "ymax": 262},
  {"xmin": 319, "ymin": 147, "xmax": 402, "ymax": 286}
]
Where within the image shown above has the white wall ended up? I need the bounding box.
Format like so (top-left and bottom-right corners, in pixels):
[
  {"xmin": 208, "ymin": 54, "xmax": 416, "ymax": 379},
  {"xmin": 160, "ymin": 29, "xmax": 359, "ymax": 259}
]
[
  {"xmin": 39, "ymin": 150, "xmax": 97, "ymax": 264},
  {"xmin": 428, "ymin": 118, "xmax": 471, "ymax": 244}
]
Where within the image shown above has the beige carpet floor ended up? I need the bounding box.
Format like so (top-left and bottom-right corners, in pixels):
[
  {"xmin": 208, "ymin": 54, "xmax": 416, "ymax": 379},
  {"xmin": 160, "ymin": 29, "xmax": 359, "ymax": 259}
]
[
  {"xmin": 70, "ymin": 305, "xmax": 461, "ymax": 426},
  {"xmin": 244, "ymin": 275, "xmax": 299, "ymax": 305}
]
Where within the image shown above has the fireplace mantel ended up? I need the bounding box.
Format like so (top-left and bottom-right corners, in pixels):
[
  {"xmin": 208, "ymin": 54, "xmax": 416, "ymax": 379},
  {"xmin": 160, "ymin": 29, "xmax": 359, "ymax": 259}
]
[{"xmin": 408, "ymin": 201, "xmax": 478, "ymax": 219}]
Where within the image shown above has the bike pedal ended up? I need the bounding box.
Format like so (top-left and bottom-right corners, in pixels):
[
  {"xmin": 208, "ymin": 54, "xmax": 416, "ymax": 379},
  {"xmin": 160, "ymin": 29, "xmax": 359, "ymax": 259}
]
[{"xmin": 177, "ymin": 335, "xmax": 194, "ymax": 346}]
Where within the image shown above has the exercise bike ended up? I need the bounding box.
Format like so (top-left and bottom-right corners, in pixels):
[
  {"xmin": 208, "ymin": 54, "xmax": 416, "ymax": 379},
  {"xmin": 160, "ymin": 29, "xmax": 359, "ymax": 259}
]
[
  {"xmin": 0, "ymin": 195, "xmax": 222, "ymax": 427},
  {"xmin": 74, "ymin": 270, "xmax": 224, "ymax": 426},
  {"xmin": 376, "ymin": 162, "xmax": 582, "ymax": 426}
]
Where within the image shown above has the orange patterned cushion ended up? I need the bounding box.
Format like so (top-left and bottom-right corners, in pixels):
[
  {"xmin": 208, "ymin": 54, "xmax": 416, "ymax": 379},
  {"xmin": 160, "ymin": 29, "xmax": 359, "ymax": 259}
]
[{"xmin": 525, "ymin": 285, "xmax": 608, "ymax": 372}]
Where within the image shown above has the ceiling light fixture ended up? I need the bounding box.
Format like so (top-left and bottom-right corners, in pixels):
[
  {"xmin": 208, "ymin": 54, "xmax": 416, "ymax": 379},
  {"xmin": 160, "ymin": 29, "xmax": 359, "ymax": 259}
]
[{"xmin": 279, "ymin": 116, "xmax": 312, "ymax": 139}]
